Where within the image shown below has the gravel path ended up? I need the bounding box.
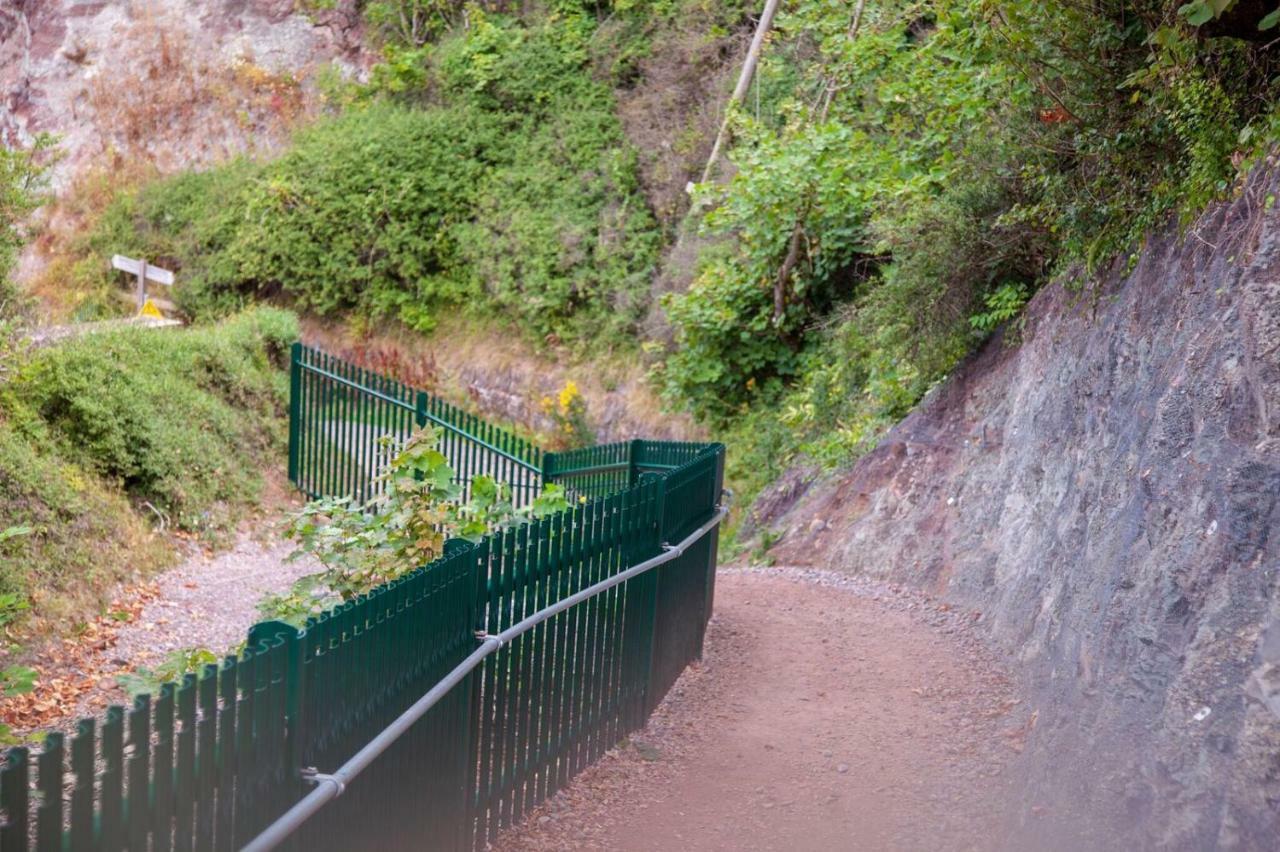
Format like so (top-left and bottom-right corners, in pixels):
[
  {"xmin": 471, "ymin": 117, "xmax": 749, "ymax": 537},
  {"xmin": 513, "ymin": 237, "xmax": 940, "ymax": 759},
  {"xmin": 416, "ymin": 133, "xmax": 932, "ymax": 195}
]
[
  {"xmin": 109, "ymin": 530, "xmax": 320, "ymax": 667},
  {"xmin": 63, "ymin": 526, "xmax": 319, "ymax": 723},
  {"xmin": 3, "ymin": 520, "xmax": 322, "ymax": 734},
  {"xmin": 494, "ymin": 565, "xmax": 1035, "ymax": 852}
]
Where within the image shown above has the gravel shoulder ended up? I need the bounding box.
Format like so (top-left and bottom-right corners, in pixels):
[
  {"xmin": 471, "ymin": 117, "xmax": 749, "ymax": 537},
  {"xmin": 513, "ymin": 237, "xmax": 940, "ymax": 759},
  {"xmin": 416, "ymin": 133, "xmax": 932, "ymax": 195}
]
[
  {"xmin": 2, "ymin": 521, "xmax": 318, "ymax": 734},
  {"xmin": 494, "ymin": 565, "xmax": 1032, "ymax": 852},
  {"xmin": 106, "ymin": 529, "xmax": 319, "ymax": 669},
  {"xmin": 65, "ymin": 526, "xmax": 320, "ymax": 721}
]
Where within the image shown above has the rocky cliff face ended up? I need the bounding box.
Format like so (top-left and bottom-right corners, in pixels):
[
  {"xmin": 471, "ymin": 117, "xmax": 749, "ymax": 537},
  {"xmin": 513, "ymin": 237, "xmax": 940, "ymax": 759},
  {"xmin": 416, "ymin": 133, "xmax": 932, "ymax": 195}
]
[
  {"xmin": 752, "ymin": 164, "xmax": 1280, "ymax": 849},
  {"xmin": 0, "ymin": 0, "xmax": 366, "ymax": 190}
]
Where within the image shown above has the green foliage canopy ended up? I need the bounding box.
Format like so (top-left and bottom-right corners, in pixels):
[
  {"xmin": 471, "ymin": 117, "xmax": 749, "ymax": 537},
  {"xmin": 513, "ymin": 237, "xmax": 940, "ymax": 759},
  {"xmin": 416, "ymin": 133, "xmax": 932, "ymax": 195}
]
[{"xmin": 663, "ymin": 0, "xmax": 1280, "ymax": 525}]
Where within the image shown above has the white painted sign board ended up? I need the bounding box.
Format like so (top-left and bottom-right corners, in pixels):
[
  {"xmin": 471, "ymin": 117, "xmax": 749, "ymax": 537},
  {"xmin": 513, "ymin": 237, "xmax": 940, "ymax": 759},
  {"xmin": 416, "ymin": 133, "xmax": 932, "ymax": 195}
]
[
  {"xmin": 112, "ymin": 254, "xmax": 175, "ymax": 314},
  {"xmin": 111, "ymin": 254, "xmax": 174, "ymax": 286}
]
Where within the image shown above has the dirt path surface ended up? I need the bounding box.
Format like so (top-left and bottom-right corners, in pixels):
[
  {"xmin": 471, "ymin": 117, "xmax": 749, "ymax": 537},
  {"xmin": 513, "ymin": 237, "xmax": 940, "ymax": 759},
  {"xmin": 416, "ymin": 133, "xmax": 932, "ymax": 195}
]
[
  {"xmin": 2, "ymin": 525, "xmax": 317, "ymax": 735},
  {"xmin": 495, "ymin": 566, "xmax": 1029, "ymax": 852}
]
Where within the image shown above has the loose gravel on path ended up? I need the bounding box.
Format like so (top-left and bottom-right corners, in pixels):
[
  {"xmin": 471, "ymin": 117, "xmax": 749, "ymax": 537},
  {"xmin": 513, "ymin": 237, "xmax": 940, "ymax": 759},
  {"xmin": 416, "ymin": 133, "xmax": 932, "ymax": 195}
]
[
  {"xmin": 65, "ymin": 526, "xmax": 319, "ymax": 723},
  {"xmin": 108, "ymin": 530, "xmax": 320, "ymax": 667},
  {"xmin": 493, "ymin": 565, "xmax": 1032, "ymax": 852}
]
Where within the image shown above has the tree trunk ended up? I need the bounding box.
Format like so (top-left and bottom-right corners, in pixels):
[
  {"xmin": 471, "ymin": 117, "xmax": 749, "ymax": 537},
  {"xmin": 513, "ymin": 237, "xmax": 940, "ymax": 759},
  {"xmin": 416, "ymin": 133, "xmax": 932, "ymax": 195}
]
[
  {"xmin": 771, "ymin": 0, "xmax": 867, "ymax": 327},
  {"xmin": 699, "ymin": 0, "xmax": 784, "ymax": 185}
]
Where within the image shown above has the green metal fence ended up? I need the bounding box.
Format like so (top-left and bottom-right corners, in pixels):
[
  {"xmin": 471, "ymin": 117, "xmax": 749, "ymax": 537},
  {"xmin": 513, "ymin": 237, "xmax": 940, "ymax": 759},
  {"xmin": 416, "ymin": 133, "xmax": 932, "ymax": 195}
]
[
  {"xmin": 0, "ymin": 346, "xmax": 724, "ymax": 851},
  {"xmin": 289, "ymin": 343, "xmax": 545, "ymax": 507}
]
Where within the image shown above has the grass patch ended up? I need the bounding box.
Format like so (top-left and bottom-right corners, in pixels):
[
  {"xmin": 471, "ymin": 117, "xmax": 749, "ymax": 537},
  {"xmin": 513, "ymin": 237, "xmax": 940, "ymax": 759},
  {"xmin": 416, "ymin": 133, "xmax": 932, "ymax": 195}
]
[
  {"xmin": 0, "ymin": 424, "xmax": 170, "ymax": 629},
  {"xmin": 0, "ymin": 307, "xmax": 297, "ymax": 633},
  {"xmin": 3, "ymin": 308, "xmax": 297, "ymax": 535}
]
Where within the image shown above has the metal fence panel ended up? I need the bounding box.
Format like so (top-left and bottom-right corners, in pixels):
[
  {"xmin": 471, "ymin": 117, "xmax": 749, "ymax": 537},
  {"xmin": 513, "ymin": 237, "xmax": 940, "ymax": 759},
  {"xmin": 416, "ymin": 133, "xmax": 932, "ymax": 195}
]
[
  {"xmin": 0, "ymin": 346, "xmax": 723, "ymax": 852},
  {"xmin": 289, "ymin": 343, "xmax": 543, "ymax": 507}
]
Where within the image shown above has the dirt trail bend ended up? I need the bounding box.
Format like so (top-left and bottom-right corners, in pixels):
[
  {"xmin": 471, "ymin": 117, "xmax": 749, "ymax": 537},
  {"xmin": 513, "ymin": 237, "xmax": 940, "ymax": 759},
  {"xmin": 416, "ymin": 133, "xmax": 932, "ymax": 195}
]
[{"xmin": 496, "ymin": 567, "xmax": 1029, "ymax": 852}]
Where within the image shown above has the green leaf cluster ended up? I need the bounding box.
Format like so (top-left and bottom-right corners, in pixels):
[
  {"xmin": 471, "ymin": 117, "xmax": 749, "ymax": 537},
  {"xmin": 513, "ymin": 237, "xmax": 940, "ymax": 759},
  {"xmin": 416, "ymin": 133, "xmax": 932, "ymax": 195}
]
[
  {"xmin": 116, "ymin": 647, "xmax": 220, "ymax": 699},
  {"xmin": 0, "ymin": 134, "xmax": 55, "ymax": 293},
  {"xmin": 86, "ymin": 15, "xmax": 659, "ymax": 348},
  {"xmin": 267, "ymin": 426, "xmax": 570, "ymax": 625}
]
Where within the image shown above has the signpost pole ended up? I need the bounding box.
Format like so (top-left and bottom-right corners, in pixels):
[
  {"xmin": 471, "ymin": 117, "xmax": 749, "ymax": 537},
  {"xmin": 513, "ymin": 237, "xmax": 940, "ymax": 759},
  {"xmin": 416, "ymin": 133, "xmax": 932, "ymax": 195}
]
[
  {"xmin": 136, "ymin": 260, "xmax": 147, "ymax": 312},
  {"xmin": 111, "ymin": 254, "xmax": 174, "ymax": 318}
]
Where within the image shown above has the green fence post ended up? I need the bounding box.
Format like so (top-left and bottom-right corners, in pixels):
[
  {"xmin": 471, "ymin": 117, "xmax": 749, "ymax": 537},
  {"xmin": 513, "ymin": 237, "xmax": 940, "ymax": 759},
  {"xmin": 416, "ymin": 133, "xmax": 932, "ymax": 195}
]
[
  {"xmin": 540, "ymin": 449, "xmax": 555, "ymax": 491},
  {"xmin": 414, "ymin": 390, "xmax": 425, "ymax": 430},
  {"xmin": 287, "ymin": 342, "xmax": 302, "ymax": 486},
  {"xmin": 246, "ymin": 618, "xmax": 304, "ymax": 851},
  {"xmin": 640, "ymin": 471, "xmax": 667, "ymax": 719},
  {"xmin": 704, "ymin": 446, "xmax": 726, "ymax": 627},
  {"xmin": 627, "ymin": 438, "xmax": 642, "ymax": 487}
]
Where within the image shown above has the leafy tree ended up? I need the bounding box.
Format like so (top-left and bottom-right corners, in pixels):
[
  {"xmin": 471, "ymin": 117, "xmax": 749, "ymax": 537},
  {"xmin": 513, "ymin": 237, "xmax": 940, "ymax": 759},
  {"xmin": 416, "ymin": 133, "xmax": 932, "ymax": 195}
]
[
  {"xmin": 0, "ymin": 134, "xmax": 55, "ymax": 292},
  {"xmin": 667, "ymin": 0, "xmax": 1280, "ymax": 525}
]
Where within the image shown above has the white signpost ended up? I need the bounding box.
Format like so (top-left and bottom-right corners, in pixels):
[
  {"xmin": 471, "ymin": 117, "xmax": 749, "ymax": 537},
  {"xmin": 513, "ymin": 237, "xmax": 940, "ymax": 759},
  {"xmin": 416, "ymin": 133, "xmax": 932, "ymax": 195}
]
[{"xmin": 112, "ymin": 254, "xmax": 175, "ymax": 316}]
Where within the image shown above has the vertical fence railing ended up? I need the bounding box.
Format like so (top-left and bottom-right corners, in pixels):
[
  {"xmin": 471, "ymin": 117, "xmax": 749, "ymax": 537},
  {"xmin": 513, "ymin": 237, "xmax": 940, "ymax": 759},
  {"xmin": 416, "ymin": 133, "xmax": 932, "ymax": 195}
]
[
  {"xmin": 1, "ymin": 346, "xmax": 724, "ymax": 852},
  {"xmin": 289, "ymin": 343, "xmax": 544, "ymax": 507}
]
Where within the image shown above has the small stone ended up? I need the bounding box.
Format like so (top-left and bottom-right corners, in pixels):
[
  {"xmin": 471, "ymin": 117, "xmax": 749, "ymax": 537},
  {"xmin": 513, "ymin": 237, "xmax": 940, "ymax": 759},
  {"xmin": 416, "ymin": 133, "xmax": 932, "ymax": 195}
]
[{"xmin": 836, "ymin": 763, "xmax": 850, "ymax": 774}]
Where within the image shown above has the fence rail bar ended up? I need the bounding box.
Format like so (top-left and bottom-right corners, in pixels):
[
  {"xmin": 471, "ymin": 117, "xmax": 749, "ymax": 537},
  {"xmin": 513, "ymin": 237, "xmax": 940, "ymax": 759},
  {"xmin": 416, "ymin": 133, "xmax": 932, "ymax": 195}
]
[
  {"xmin": 3, "ymin": 346, "xmax": 725, "ymax": 852},
  {"xmin": 295, "ymin": 360, "xmax": 417, "ymax": 414},
  {"xmin": 294, "ymin": 356, "xmax": 540, "ymax": 474},
  {"xmin": 242, "ymin": 502, "xmax": 728, "ymax": 852}
]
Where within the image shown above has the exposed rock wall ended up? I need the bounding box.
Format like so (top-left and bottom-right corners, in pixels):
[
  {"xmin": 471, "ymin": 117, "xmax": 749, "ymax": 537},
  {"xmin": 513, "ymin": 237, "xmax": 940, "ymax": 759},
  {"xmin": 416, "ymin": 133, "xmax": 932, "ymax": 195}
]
[
  {"xmin": 752, "ymin": 165, "xmax": 1280, "ymax": 849},
  {"xmin": 0, "ymin": 0, "xmax": 366, "ymax": 190}
]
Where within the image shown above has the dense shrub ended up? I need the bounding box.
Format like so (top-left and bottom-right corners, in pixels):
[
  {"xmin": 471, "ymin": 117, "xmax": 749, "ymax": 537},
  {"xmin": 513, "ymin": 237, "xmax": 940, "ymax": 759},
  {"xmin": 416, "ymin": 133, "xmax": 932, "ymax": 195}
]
[
  {"xmin": 85, "ymin": 162, "xmax": 257, "ymax": 319},
  {"xmin": 2, "ymin": 308, "xmax": 298, "ymax": 533},
  {"xmin": 661, "ymin": 0, "xmax": 1280, "ymax": 525},
  {"xmin": 666, "ymin": 1, "xmax": 1279, "ymax": 416},
  {"xmin": 227, "ymin": 104, "xmax": 496, "ymax": 330},
  {"xmin": 85, "ymin": 16, "xmax": 659, "ymax": 347},
  {"xmin": 0, "ymin": 422, "xmax": 167, "ymax": 613}
]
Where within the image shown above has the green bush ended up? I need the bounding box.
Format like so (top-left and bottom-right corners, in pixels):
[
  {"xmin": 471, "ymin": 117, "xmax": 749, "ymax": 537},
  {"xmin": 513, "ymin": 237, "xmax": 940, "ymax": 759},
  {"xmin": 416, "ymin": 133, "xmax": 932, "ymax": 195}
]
[
  {"xmin": 227, "ymin": 103, "xmax": 496, "ymax": 331},
  {"xmin": 668, "ymin": 0, "xmax": 1278, "ymax": 424},
  {"xmin": 2, "ymin": 308, "xmax": 298, "ymax": 533},
  {"xmin": 0, "ymin": 422, "xmax": 167, "ymax": 610},
  {"xmin": 665, "ymin": 0, "xmax": 1280, "ymax": 534},
  {"xmin": 85, "ymin": 161, "xmax": 258, "ymax": 319},
  {"xmin": 87, "ymin": 16, "xmax": 659, "ymax": 348}
]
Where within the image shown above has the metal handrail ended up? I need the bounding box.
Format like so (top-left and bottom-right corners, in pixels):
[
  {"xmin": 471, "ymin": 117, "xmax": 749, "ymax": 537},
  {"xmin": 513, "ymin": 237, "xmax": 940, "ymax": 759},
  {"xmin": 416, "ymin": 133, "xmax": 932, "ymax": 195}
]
[{"xmin": 241, "ymin": 500, "xmax": 729, "ymax": 852}]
